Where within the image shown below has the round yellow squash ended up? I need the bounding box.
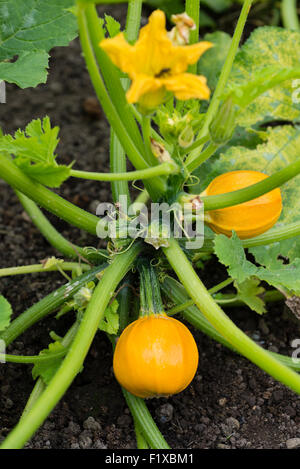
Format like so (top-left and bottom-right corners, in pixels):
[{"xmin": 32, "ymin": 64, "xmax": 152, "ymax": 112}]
[
  {"xmin": 113, "ymin": 313, "xmax": 199, "ymax": 398},
  {"xmin": 203, "ymin": 170, "xmax": 282, "ymax": 239}
]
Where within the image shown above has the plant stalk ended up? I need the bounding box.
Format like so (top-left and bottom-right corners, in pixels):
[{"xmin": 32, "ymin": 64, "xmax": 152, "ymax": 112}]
[
  {"xmin": 0, "ymin": 242, "xmax": 141, "ymax": 449},
  {"xmin": 163, "ymin": 239, "xmax": 300, "ymax": 394}
]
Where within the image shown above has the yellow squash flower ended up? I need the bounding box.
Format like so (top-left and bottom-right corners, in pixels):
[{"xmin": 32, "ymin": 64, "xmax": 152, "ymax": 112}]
[{"xmin": 100, "ymin": 10, "xmax": 212, "ymax": 110}]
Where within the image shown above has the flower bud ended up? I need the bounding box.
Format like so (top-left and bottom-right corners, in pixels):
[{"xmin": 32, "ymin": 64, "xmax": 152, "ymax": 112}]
[
  {"xmin": 209, "ymin": 97, "xmax": 237, "ymax": 144},
  {"xmin": 178, "ymin": 125, "xmax": 194, "ymax": 148}
]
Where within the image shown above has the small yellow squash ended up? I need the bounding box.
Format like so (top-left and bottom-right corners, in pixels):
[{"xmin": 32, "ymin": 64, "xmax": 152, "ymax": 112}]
[
  {"xmin": 203, "ymin": 170, "xmax": 282, "ymax": 239},
  {"xmin": 113, "ymin": 313, "xmax": 199, "ymax": 398}
]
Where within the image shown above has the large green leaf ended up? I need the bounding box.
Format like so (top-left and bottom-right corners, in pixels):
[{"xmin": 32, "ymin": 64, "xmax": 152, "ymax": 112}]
[
  {"xmin": 0, "ymin": 295, "xmax": 12, "ymax": 332},
  {"xmin": 0, "ymin": 51, "xmax": 49, "ymax": 88},
  {"xmin": 0, "ymin": 0, "xmax": 78, "ymax": 88},
  {"xmin": 214, "ymin": 232, "xmax": 300, "ymax": 295},
  {"xmin": 0, "ymin": 116, "xmax": 71, "ymax": 187},
  {"xmin": 226, "ymin": 27, "xmax": 300, "ymax": 127}
]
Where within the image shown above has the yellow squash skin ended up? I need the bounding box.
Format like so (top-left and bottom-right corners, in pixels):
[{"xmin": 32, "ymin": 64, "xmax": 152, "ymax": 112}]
[
  {"xmin": 113, "ymin": 314, "xmax": 199, "ymax": 398},
  {"xmin": 203, "ymin": 170, "xmax": 282, "ymax": 239}
]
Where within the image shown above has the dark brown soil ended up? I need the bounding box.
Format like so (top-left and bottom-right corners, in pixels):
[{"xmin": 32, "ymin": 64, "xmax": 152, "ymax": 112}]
[{"xmin": 1, "ymin": 3, "xmax": 300, "ymax": 450}]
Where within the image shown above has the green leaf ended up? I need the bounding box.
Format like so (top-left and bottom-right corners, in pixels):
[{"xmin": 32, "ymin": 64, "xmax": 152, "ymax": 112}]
[
  {"xmin": 214, "ymin": 232, "xmax": 255, "ymax": 284},
  {"xmin": 0, "ymin": 116, "xmax": 71, "ymax": 187},
  {"xmin": 235, "ymin": 278, "xmax": 266, "ymax": 315},
  {"xmin": 214, "ymin": 232, "xmax": 300, "ymax": 295},
  {"xmin": 0, "ymin": 116, "xmax": 59, "ymax": 163},
  {"xmin": 0, "ymin": 295, "xmax": 12, "ymax": 332},
  {"xmin": 16, "ymin": 160, "xmax": 71, "ymax": 188},
  {"xmin": 226, "ymin": 27, "xmax": 300, "ymax": 127},
  {"xmin": 0, "ymin": 51, "xmax": 49, "ymax": 88},
  {"xmin": 104, "ymin": 14, "xmax": 121, "ymax": 38},
  {"xmin": 0, "ymin": 0, "xmax": 78, "ymax": 88},
  {"xmin": 32, "ymin": 341, "xmax": 66, "ymax": 385},
  {"xmin": 99, "ymin": 299, "xmax": 119, "ymax": 335},
  {"xmin": 198, "ymin": 31, "xmax": 232, "ymax": 91}
]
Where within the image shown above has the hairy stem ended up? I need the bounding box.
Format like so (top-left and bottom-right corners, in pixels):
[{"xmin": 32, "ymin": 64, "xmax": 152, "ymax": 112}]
[
  {"xmin": 0, "ymin": 243, "xmax": 141, "ymax": 449},
  {"xmin": 185, "ymin": 0, "xmax": 253, "ymax": 170},
  {"xmin": 185, "ymin": 0, "xmax": 200, "ymax": 73},
  {"xmin": 0, "ymin": 154, "xmax": 99, "ymax": 235},
  {"xmin": 281, "ymin": 0, "xmax": 300, "ymax": 30},
  {"xmin": 0, "ymin": 262, "xmax": 90, "ymax": 278},
  {"xmin": 16, "ymin": 191, "xmax": 104, "ymax": 262},
  {"xmin": 70, "ymin": 162, "xmax": 178, "ymax": 182},
  {"xmin": 163, "ymin": 239, "xmax": 300, "ymax": 394},
  {"xmin": 0, "ymin": 265, "xmax": 106, "ymax": 346}
]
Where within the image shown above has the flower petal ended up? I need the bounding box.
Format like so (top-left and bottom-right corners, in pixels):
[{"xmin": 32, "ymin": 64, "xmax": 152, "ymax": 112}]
[
  {"xmin": 169, "ymin": 42, "xmax": 213, "ymax": 75},
  {"xmin": 133, "ymin": 10, "xmax": 174, "ymax": 76},
  {"xmin": 100, "ymin": 33, "xmax": 135, "ymax": 76},
  {"xmin": 162, "ymin": 73, "xmax": 211, "ymax": 101},
  {"xmin": 126, "ymin": 74, "xmax": 163, "ymax": 104}
]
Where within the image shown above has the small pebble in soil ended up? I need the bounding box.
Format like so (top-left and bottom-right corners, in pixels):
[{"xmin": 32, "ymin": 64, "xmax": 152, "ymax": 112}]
[
  {"xmin": 79, "ymin": 431, "xmax": 93, "ymax": 449},
  {"xmin": 225, "ymin": 417, "xmax": 240, "ymax": 431},
  {"xmin": 156, "ymin": 403, "xmax": 174, "ymax": 424},
  {"xmin": 218, "ymin": 398, "xmax": 227, "ymax": 406},
  {"xmin": 83, "ymin": 416, "xmax": 101, "ymax": 432},
  {"xmin": 286, "ymin": 438, "xmax": 300, "ymax": 449}
]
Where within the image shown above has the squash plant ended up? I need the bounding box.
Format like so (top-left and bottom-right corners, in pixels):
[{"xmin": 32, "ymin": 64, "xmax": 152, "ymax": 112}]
[{"xmin": 1, "ymin": 0, "xmax": 300, "ymax": 450}]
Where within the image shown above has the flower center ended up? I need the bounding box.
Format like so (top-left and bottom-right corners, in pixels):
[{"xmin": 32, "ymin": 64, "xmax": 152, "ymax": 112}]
[{"xmin": 155, "ymin": 68, "xmax": 171, "ymax": 78}]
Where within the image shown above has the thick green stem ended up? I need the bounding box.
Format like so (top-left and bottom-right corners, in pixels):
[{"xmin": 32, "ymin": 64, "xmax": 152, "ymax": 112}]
[
  {"xmin": 0, "ymin": 265, "xmax": 106, "ymax": 346},
  {"xmin": 134, "ymin": 189, "xmax": 149, "ymax": 205},
  {"xmin": 122, "ymin": 389, "xmax": 170, "ymax": 449},
  {"xmin": 138, "ymin": 261, "xmax": 164, "ymax": 316},
  {"xmin": 20, "ymin": 380, "xmax": 45, "ymax": 422},
  {"xmin": 183, "ymin": 156, "xmax": 300, "ymax": 211},
  {"xmin": 84, "ymin": 2, "xmax": 143, "ymax": 152},
  {"xmin": 16, "ymin": 192, "xmax": 103, "ymax": 262},
  {"xmin": 181, "ymin": 134, "xmax": 210, "ymax": 156},
  {"xmin": 125, "ymin": 0, "xmax": 143, "ymax": 42},
  {"xmin": 167, "ymin": 277, "xmax": 234, "ymax": 315},
  {"xmin": 185, "ymin": 0, "xmax": 253, "ymax": 170},
  {"xmin": 70, "ymin": 162, "xmax": 178, "ymax": 182},
  {"xmin": 161, "ymin": 276, "xmax": 300, "ymax": 371},
  {"xmin": 281, "ymin": 0, "xmax": 300, "ymax": 30},
  {"xmin": 117, "ymin": 279, "xmax": 132, "ymax": 333},
  {"xmin": 186, "ymin": 142, "xmax": 219, "ymax": 173},
  {"xmin": 141, "ymin": 115, "xmax": 158, "ymax": 167},
  {"xmin": 78, "ymin": 4, "xmax": 166, "ymax": 200},
  {"xmin": 110, "ymin": 0, "xmax": 143, "ymax": 205},
  {"xmin": 0, "ymin": 243, "xmax": 141, "ymax": 449},
  {"xmin": 185, "ymin": 0, "xmax": 200, "ymax": 74},
  {"xmin": 0, "ymin": 154, "xmax": 99, "ymax": 235},
  {"xmin": 163, "ymin": 239, "xmax": 300, "ymax": 394},
  {"xmin": 20, "ymin": 322, "xmax": 80, "ymax": 421},
  {"xmin": 77, "ymin": 5, "xmax": 146, "ymax": 169},
  {"xmin": 134, "ymin": 420, "xmax": 150, "ymax": 449},
  {"xmin": 0, "ymin": 262, "xmax": 90, "ymax": 278},
  {"xmin": 194, "ymin": 220, "xmax": 300, "ymax": 256},
  {"xmin": 0, "ymin": 350, "xmax": 67, "ymax": 364},
  {"xmin": 110, "ymin": 131, "xmax": 131, "ymax": 206}
]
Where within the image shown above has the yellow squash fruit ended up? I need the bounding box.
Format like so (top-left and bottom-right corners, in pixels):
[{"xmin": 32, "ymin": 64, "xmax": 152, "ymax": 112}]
[
  {"xmin": 113, "ymin": 313, "xmax": 199, "ymax": 398},
  {"xmin": 203, "ymin": 170, "xmax": 282, "ymax": 239}
]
